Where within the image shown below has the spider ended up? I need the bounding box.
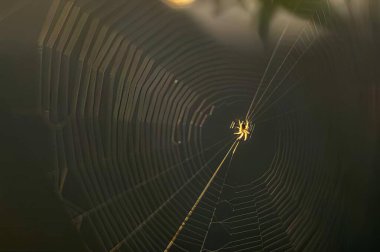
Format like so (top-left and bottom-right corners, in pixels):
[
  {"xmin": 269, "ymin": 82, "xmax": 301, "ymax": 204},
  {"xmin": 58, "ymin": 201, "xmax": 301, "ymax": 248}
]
[{"xmin": 232, "ymin": 119, "xmax": 253, "ymax": 141}]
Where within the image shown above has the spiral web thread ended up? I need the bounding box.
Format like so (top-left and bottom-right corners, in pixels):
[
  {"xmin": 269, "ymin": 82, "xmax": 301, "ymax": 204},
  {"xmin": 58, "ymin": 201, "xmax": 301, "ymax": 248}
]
[{"xmin": 38, "ymin": 0, "xmax": 343, "ymax": 251}]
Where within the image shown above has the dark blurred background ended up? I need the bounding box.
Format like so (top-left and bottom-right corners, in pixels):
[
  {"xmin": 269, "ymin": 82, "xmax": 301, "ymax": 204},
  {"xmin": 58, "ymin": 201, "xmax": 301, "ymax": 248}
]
[{"xmin": 0, "ymin": 0, "xmax": 379, "ymax": 251}]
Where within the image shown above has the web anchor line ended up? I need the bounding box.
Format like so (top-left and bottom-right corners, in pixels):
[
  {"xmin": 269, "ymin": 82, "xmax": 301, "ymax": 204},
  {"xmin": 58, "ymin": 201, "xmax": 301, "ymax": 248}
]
[
  {"xmin": 200, "ymin": 148, "xmax": 235, "ymax": 251},
  {"xmin": 165, "ymin": 140, "xmax": 239, "ymax": 252}
]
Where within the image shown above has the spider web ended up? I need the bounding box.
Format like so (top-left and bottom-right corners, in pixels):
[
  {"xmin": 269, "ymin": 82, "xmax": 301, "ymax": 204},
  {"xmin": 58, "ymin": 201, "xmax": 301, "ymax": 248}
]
[{"xmin": 37, "ymin": 0, "xmax": 344, "ymax": 251}]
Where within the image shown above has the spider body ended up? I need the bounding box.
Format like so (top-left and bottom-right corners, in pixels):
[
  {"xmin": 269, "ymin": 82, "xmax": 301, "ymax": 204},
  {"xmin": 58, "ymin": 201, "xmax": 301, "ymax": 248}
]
[{"xmin": 234, "ymin": 119, "xmax": 253, "ymax": 141}]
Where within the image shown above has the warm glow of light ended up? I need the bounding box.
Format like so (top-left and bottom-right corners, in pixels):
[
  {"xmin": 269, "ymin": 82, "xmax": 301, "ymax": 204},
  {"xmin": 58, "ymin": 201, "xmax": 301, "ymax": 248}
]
[{"xmin": 163, "ymin": 0, "xmax": 195, "ymax": 8}]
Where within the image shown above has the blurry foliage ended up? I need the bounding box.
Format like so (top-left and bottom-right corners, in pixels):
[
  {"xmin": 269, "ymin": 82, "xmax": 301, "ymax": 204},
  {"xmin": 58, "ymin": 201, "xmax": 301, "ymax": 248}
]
[
  {"xmin": 208, "ymin": 0, "xmax": 344, "ymax": 39},
  {"xmin": 258, "ymin": 0, "xmax": 332, "ymax": 38}
]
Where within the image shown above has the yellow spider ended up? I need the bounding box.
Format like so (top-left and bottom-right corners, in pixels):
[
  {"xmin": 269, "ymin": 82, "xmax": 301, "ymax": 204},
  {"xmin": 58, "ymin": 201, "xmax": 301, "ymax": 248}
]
[{"xmin": 232, "ymin": 119, "xmax": 253, "ymax": 141}]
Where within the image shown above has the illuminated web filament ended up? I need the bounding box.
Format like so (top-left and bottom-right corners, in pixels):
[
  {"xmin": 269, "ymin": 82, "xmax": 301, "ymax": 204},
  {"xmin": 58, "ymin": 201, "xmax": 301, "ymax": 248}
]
[
  {"xmin": 165, "ymin": 118, "xmax": 257, "ymax": 251},
  {"xmin": 165, "ymin": 140, "xmax": 239, "ymax": 251}
]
